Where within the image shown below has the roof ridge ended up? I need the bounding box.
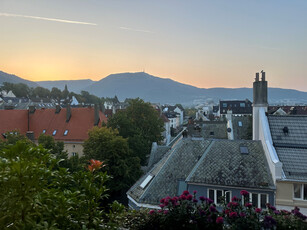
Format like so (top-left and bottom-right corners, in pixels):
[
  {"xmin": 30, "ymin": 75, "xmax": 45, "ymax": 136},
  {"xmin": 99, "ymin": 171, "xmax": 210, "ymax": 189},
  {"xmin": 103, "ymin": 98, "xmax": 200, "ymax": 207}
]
[
  {"xmin": 185, "ymin": 140, "xmax": 215, "ymax": 182},
  {"xmin": 139, "ymin": 139, "xmax": 185, "ymax": 201}
]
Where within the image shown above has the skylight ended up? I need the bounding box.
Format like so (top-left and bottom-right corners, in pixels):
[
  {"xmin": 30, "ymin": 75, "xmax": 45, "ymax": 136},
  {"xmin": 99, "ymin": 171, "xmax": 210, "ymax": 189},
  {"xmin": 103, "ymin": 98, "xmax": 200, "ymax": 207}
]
[
  {"xmin": 238, "ymin": 121, "xmax": 243, "ymax": 127},
  {"xmin": 64, "ymin": 130, "xmax": 68, "ymax": 136},
  {"xmin": 240, "ymin": 146, "xmax": 249, "ymax": 154},
  {"xmin": 52, "ymin": 130, "xmax": 57, "ymax": 136},
  {"xmin": 42, "ymin": 129, "xmax": 46, "ymax": 134},
  {"xmin": 140, "ymin": 175, "xmax": 153, "ymax": 189}
]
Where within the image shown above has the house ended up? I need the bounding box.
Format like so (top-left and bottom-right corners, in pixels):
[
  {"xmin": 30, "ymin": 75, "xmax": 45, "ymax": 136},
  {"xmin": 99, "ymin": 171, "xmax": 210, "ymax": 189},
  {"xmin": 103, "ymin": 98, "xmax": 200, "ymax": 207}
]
[
  {"xmin": 127, "ymin": 138, "xmax": 275, "ymax": 210},
  {"xmin": 163, "ymin": 105, "xmax": 184, "ymax": 126},
  {"xmin": 0, "ymin": 105, "xmax": 107, "ymax": 156},
  {"xmin": 219, "ymin": 99, "xmax": 252, "ymax": 116},
  {"xmin": 252, "ymin": 71, "xmax": 307, "ymax": 214},
  {"xmin": 268, "ymin": 106, "xmax": 307, "ymax": 115}
]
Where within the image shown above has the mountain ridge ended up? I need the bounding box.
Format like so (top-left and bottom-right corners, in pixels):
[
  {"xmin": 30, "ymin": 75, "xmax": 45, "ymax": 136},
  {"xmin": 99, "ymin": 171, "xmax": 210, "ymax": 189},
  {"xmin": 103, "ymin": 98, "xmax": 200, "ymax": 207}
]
[{"xmin": 1, "ymin": 70, "xmax": 307, "ymax": 105}]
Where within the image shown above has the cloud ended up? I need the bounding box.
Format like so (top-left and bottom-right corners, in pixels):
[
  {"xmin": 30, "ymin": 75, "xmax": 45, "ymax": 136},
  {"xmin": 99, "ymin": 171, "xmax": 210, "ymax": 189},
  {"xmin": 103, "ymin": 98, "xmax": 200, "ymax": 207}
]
[
  {"xmin": 119, "ymin": 26, "xmax": 154, "ymax": 34},
  {"xmin": 0, "ymin": 13, "xmax": 97, "ymax": 26}
]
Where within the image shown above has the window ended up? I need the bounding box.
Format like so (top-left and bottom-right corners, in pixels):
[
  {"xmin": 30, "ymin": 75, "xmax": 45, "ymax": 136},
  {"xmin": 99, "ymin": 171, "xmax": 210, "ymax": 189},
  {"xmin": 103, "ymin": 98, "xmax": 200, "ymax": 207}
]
[
  {"xmin": 52, "ymin": 130, "xmax": 57, "ymax": 136},
  {"xmin": 238, "ymin": 121, "xmax": 242, "ymax": 127},
  {"xmin": 293, "ymin": 184, "xmax": 307, "ymax": 200},
  {"xmin": 210, "ymin": 131, "xmax": 214, "ymax": 136},
  {"xmin": 223, "ymin": 103, "xmax": 227, "ymax": 108},
  {"xmin": 42, "ymin": 129, "xmax": 46, "ymax": 134},
  {"xmin": 140, "ymin": 175, "xmax": 154, "ymax": 189},
  {"xmin": 240, "ymin": 103, "xmax": 246, "ymax": 107},
  {"xmin": 240, "ymin": 146, "xmax": 249, "ymax": 154},
  {"xmin": 246, "ymin": 193, "xmax": 268, "ymax": 208},
  {"xmin": 64, "ymin": 130, "xmax": 68, "ymax": 136},
  {"xmin": 208, "ymin": 189, "xmax": 232, "ymax": 205},
  {"xmin": 72, "ymin": 152, "xmax": 77, "ymax": 157}
]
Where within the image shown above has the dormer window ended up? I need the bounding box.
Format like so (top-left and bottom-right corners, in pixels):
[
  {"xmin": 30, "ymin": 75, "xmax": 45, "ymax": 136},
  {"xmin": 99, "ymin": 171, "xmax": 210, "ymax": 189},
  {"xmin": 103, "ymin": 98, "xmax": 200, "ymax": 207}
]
[
  {"xmin": 52, "ymin": 130, "xmax": 57, "ymax": 136},
  {"xmin": 64, "ymin": 130, "xmax": 68, "ymax": 136},
  {"xmin": 240, "ymin": 146, "xmax": 249, "ymax": 154}
]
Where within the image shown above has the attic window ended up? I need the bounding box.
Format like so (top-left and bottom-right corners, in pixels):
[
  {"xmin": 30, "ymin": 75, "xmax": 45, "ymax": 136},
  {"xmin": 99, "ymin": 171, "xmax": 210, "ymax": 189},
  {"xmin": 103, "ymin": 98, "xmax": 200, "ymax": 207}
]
[
  {"xmin": 140, "ymin": 175, "xmax": 154, "ymax": 189},
  {"xmin": 52, "ymin": 130, "xmax": 57, "ymax": 136},
  {"xmin": 240, "ymin": 103, "xmax": 246, "ymax": 107},
  {"xmin": 64, "ymin": 130, "xmax": 69, "ymax": 136},
  {"xmin": 210, "ymin": 131, "xmax": 214, "ymax": 136},
  {"xmin": 240, "ymin": 146, "xmax": 249, "ymax": 154},
  {"xmin": 42, "ymin": 129, "xmax": 46, "ymax": 134},
  {"xmin": 238, "ymin": 121, "xmax": 243, "ymax": 127}
]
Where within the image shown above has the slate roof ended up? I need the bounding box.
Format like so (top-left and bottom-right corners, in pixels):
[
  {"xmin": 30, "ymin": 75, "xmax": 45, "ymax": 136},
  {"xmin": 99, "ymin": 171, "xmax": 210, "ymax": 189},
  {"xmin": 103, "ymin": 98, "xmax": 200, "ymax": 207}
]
[
  {"xmin": 187, "ymin": 140, "xmax": 274, "ymax": 188},
  {"xmin": 268, "ymin": 115, "xmax": 307, "ymax": 181},
  {"xmin": 220, "ymin": 100, "xmax": 252, "ymax": 115},
  {"xmin": 232, "ymin": 116, "xmax": 252, "ymax": 140},
  {"xmin": 268, "ymin": 106, "xmax": 307, "ymax": 115},
  {"xmin": 268, "ymin": 115, "xmax": 307, "ymax": 147},
  {"xmin": 201, "ymin": 121, "xmax": 227, "ymax": 139},
  {"xmin": 128, "ymin": 139, "xmax": 274, "ymax": 205}
]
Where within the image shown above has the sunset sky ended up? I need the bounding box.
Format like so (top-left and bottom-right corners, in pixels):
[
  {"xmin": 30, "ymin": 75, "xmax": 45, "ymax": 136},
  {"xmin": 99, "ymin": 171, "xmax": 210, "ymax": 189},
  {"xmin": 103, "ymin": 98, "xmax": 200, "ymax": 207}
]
[{"xmin": 1, "ymin": 0, "xmax": 306, "ymax": 91}]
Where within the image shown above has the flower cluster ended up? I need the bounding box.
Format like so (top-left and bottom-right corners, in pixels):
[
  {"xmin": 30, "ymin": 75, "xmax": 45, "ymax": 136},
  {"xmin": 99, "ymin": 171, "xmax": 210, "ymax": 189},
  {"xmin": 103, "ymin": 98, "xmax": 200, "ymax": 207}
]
[
  {"xmin": 87, "ymin": 159, "xmax": 105, "ymax": 172},
  {"xmin": 143, "ymin": 190, "xmax": 307, "ymax": 230}
]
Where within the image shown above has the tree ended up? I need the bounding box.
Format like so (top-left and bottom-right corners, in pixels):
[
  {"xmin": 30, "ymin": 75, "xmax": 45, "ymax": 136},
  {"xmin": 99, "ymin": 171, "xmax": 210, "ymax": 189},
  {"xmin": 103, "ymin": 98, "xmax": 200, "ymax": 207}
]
[
  {"xmin": 108, "ymin": 98, "xmax": 164, "ymax": 165},
  {"xmin": 50, "ymin": 87, "xmax": 62, "ymax": 99},
  {"xmin": 1, "ymin": 82, "xmax": 30, "ymax": 97},
  {"xmin": 83, "ymin": 127, "xmax": 141, "ymax": 201}
]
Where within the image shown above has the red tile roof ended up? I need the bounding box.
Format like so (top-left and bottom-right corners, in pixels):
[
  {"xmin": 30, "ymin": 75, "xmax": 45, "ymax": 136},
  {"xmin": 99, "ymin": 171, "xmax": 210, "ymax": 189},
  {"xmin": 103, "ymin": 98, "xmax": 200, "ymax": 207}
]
[
  {"xmin": 0, "ymin": 109, "xmax": 28, "ymax": 138},
  {"xmin": 0, "ymin": 107, "xmax": 108, "ymax": 142}
]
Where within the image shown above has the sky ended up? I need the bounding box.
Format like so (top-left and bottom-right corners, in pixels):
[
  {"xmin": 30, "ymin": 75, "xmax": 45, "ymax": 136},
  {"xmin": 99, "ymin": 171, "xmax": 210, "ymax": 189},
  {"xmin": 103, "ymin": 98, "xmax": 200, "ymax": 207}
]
[{"xmin": 0, "ymin": 0, "xmax": 307, "ymax": 91}]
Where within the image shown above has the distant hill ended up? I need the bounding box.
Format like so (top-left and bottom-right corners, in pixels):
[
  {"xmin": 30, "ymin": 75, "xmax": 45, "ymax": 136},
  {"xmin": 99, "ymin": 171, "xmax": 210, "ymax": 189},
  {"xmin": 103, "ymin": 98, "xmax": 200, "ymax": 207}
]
[
  {"xmin": 0, "ymin": 71, "xmax": 39, "ymax": 88},
  {"xmin": 83, "ymin": 72, "xmax": 307, "ymax": 105},
  {"xmin": 37, "ymin": 79, "xmax": 95, "ymax": 93},
  {"xmin": 1, "ymin": 70, "xmax": 307, "ymax": 105}
]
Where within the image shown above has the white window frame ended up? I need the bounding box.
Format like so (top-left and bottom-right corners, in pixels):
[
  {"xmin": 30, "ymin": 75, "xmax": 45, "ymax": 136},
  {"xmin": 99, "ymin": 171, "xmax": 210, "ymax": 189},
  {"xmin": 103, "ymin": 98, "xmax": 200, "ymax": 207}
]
[
  {"xmin": 293, "ymin": 183, "xmax": 307, "ymax": 200},
  {"xmin": 244, "ymin": 193, "xmax": 269, "ymax": 208},
  {"xmin": 208, "ymin": 189, "xmax": 232, "ymax": 205}
]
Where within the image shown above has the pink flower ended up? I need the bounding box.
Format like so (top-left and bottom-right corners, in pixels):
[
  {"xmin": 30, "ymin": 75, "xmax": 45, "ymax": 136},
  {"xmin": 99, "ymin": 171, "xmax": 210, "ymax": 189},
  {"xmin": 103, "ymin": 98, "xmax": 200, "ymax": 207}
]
[
  {"xmin": 183, "ymin": 190, "xmax": 189, "ymax": 196},
  {"xmin": 187, "ymin": 194, "xmax": 193, "ymax": 200},
  {"xmin": 216, "ymin": 216, "xmax": 224, "ymax": 224},
  {"xmin": 179, "ymin": 195, "xmax": 187, "ymax": 200},
  {"xmin": 193, "ymin": 190, "xmax": 197, "ymax": 194},
  {"xmin": 160, "ymin": 198, "xmax": 165, "ymax": 203},
  {"xmin": 227, "ymin": 202, "xmax": 239, "ymax": 208},
  {"xmin": 209, "ymin": 206, "xmax": 217, "ymax": 213},
  {"xmin": 199, "ymin": 196, "xmax": 205, "ymax": 201},
  {"xmin": 229, "ymin": 211, "xmax": 238, "ymax": 218},
  {"xmin": 240, "ymin": 190, "xmax": 249, "ymax": 196},
  {"xmin": 164, "ymin": 210, "xmax": 168, "ymax": 214},
  {"xmin": 159, "ymin": 204, "xmax": 165, "ymax": 208},
  {"xmin": 244, "ymin": 203, "xmax": 252, "ymax": 208},
  {"xmin": 255, "ymin": 208, "xmax": 261, "ymax": 213},
  {"xmin": 149, "ymin": 210, "xmax": 155, "ymax": 215},
  {"xmin": 193, "ymin": 198, "xmax": 198, "ymax": 203},
  {"xmin": 232, "ymin": 196, "xmax": 239, "ymax": 202}
]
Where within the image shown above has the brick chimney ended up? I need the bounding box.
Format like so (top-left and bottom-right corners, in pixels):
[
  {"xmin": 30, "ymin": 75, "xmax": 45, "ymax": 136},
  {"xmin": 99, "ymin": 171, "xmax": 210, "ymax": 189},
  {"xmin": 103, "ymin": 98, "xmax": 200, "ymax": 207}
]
[
  {"xmin": 55, "ymin": 104, "xmax": 61, "ymax": 114},
  {"xmin": 94, "ymin": 104, "xmax": 100, "ymax": 126},
  {"xmin": 66, "ymin": 104, "xmax": 71, "ymax": 122},
  {"xmin": 29, "ymin": 105, "xmax": 36, "ymax": 114}
]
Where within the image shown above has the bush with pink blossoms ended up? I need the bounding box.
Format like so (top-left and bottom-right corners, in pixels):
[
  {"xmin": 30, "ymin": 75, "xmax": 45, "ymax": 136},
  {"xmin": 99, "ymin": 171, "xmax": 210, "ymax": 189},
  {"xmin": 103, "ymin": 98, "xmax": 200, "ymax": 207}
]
[{"xmin": 123, "ymin": 190, "xmax": 307, "ymax": 230}]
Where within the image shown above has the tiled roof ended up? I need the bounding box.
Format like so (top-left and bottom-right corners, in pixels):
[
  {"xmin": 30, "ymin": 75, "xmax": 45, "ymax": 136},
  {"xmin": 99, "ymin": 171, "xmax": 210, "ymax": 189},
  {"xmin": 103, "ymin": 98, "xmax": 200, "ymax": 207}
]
[
  {"xmin": 0, "ymin": 107, "xmax": 107, "ymax": 142},
  {"xmin": 275, "ymin": 147, "xmax": 307, "ymax": 180},
  {"xmin": 29, "ymin": 107, "xmax": 107, "ymax": 141},
  {"xmin": 201, "ymin": 121, "xmax": 227, "ymax": 139},
  {"xmin": 187, "ymin": 140, "xmax": 274, "ymax": 189},
  {"xmin": 268, "ymin": 106, "xmax": 307, "ymax": 115},
  {"xmin": 128, "ymin": 139, "xmax": 274, "ymax": 205},
  {"xmin": 268, "ymin": 115, "xmax": 307, "ymax": 180},
  {"xmin": 0, "ymin": 109, "xmax": 28, "ymax": 138},
  {"xmin": 232, "ymin": 116, "xmax": 252, "ymax": 140},
  {"xmin": 268, "ymin": 115, "xmax": 307, "ymax": 147},
  {"xmin": 220, "ymin": 100, "xmax": 252, "ymax": 115}
]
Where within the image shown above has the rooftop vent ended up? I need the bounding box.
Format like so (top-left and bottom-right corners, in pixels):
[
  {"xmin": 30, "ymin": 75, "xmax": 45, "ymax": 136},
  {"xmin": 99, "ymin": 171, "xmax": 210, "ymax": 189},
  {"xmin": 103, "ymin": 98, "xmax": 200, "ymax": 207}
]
[{"xmin": 283, "ymin": 126, "xmax": 289, "ymax": 135}]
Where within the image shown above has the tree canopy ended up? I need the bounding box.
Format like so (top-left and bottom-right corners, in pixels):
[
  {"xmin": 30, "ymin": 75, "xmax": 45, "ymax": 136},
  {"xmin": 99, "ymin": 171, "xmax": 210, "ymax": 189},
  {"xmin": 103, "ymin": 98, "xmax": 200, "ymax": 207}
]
[
  {"xmin": 108, "ymin": 98, "xmax": 164, "ymax": 165},
  {"xmin": 83, "ymin": 126, "xmax": 141, "ymax": 201}
]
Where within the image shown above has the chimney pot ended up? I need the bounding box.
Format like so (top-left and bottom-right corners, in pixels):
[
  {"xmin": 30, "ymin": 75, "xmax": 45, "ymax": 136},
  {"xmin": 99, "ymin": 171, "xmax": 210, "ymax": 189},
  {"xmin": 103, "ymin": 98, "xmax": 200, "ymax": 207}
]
[
  {"xmin": 55, "ymin": 105, "xmax": 61, "ymax": 113},
  {"xmin": 66, "ymin": 104, "xmax": 71, "ymax": 122},
  {"xmin": 255, "ymin": 72, "xmax": 259, "ymax": 82},
  {"xmin": 94, "ymin": 104, "xmax": 100, "ymax": 126}
]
